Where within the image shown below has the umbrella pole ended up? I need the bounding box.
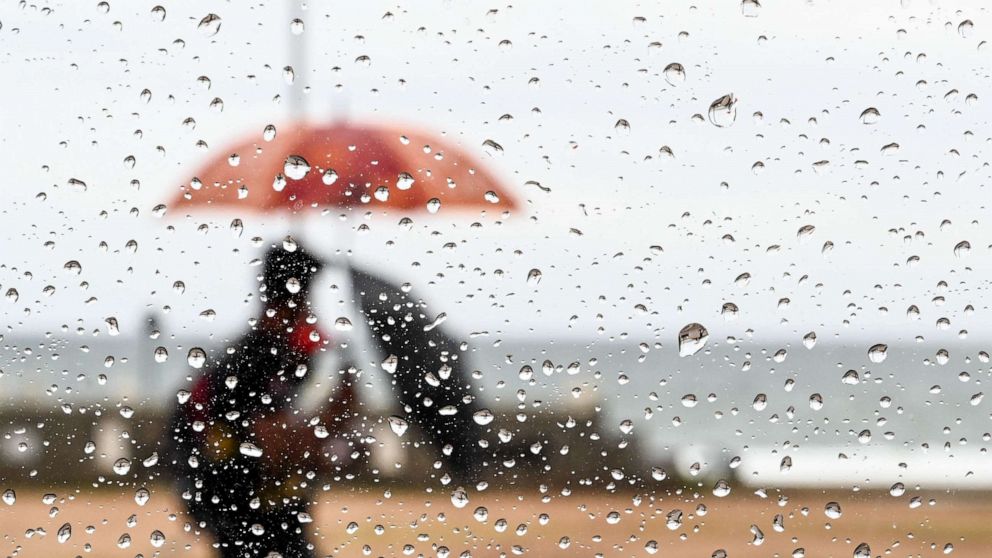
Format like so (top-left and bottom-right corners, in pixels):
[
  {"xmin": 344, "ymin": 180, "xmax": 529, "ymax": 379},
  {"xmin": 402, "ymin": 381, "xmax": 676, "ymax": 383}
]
[{"xmin": 288, "ymin": 0, "xmax": 306, "ymax": 120}]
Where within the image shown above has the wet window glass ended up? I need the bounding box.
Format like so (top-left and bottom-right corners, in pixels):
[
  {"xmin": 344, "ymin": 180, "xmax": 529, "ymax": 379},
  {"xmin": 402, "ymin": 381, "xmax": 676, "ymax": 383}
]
[{"xmin": 0, "ymin": 1, "xmax": 988, "ymax": 557}]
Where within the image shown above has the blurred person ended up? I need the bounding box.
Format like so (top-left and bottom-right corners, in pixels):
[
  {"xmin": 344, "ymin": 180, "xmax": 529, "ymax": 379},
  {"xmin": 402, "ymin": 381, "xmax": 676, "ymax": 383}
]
[
  {"xmin": 165, "ymin": 242, "xmax": 484, "ymax": 557},
  {"xmin": 165, "ymin": 244, "xmax": 338, "ymax": 557}
]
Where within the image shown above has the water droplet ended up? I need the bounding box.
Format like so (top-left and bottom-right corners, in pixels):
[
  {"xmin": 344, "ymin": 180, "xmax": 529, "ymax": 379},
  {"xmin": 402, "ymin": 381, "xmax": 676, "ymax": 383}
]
[
  {"xmin": 197, "ymin": 13, "xmax": 222, "ymax": 36},
  {"xmin": 284, "ymin": 155, "xmax": 311, "ymax": 180},
  {"xmin": 526, "ymin": 269, "xmax": 543, "ymax": 286},
  {"xmin": 131, "ymin": 487, "xmax": 149, "ymax": 506},
  {"xmin": 860, "ymin": 107, "xmax": 880, "ymax": 124},
  {"xmin": 2, "ymin": 489, "xmax": 15, "ymax": 505},
  {"xmin": 853, "ymin": 542, "xmax": 871, "ymax": 558},
  {"xmin": 239, "ymin": 442, "xmax": 263, "ymax": 458},
  {"xmin": 57, "ymin": 522, "xmax": 71, "ymax": 543},
  {"xmin": 117, "ymin": 533, "xmax": 132, "ymax": 548},
  {"xmin": 753, "ymin": 393, "xmax": 768, "ymax": 411},
  {"xmin": 112, "ymin": 458, "xmax": 131, "ymax": 475},
  {"xmin": 426, "ymin": 198, "xmax": 441, "ymax": 213},
  {"xmin": 712, "ymin": 479, "xmax": 731, "ymax": 497},
  {"xmin": 802, "ymin": 331, "xmax": 817, "ymax": 349},
  {"xmin": 290, "ymin": 18, "xmax": 304, "ymax": 35},
  {"xmin": 842, "ymin": 370, "xmax": 860, "ymax": 385},
  {"xmin": 889, "ymin": 482, "xmax": 905, "ymax": 497},
  {"xmin": 867, "ymin": 343, "xmax": 888, "ymax": 363},
  {"xmin": 388, "ymin": 416, "xmax": 408, "ymax": 437},
  {"xmin": 824, "ymin": 502, "xmax": 842, "ymax": 519},
  {"xmin": 721, "ymin": 302, "xmax": 739, "ymax": 320},
  {"xmin": 380, "ymin": 354, "xmax": 398, "ymax": 374},
  {"xmin": 150, "ymin": 530, "xmax": 165, "ymax": 548},
  {"xmin": 154, "ymin": 346, "xmax": 168, "ymax": 363},
  {"xmin": 809, "ymin": 393, "xmax": 824, "ymax": 410},
  {"xmin": 473, "ymin": 409, "xmax": 495, "ymax": 425},
  {"xmin": 482, "ymin": 139, "xmax": 504, "ymax": 157},
  {"xmin": 285, "ymin": 277, "xmax": 302, "ymax": 294},
  {"xmin": 229, "ymin": 218, "xmax": 244, "ymax": 237},
  {"xmin": 619, "ymin": 420, "xmax": 634, "ymax": 434},
  {"xmin": 63, "ymin": 260, "xmax": 82, "ymax": 275},
  {"xmin": 958, "ymin": 19, "xmax": 974, "ymax": 38},
  {"xmin": 187, "ymin": 348, "xmax": 206, "ymax": 369},
  {"xmin": 741, "ymin": 0, "xmax": 761, "ymax": 17},
  {"xmin": 953, "ymin": 240, "xmax": 971, "ymax": 257},
  {"xmin": 396, "ymin": 172, "xmax": 415, "ymax": 190},
  {"xmin": 678, "ymin": 323, "xmax": 709, "ymax": 357},
  {"xmin": 450, "ymin": 488, "xmax": 469, "ymax": 508},
  {"xmin": 663, "ymin": 62, "xmax": 685, "ymax": 85},
  {"xmin": 322, "ymin": 169, "xmax": 339, "ymax": 185},
  {"xmin": 708, "ymin": 94, "xmax": 737, "ymax": 127}
]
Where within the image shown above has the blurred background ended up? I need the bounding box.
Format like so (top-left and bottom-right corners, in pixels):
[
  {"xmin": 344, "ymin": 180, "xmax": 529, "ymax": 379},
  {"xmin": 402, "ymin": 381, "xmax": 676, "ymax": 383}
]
[{"xmin": 1, "ymin": 0, "xmax": 991, "ymax": 556}]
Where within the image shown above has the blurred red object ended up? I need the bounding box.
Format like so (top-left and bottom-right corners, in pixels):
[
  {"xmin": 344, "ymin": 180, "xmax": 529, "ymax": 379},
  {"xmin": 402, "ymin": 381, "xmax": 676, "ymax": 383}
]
[{"xmin": 169, "ymin": 120, "xmax": 518, "ymax": 214}]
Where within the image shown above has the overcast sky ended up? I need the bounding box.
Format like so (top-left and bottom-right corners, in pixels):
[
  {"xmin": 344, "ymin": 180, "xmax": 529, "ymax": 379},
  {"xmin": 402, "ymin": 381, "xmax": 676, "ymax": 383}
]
[{"xmin": 1, "ymin": 0, "xmax": 990, "ymax": 349}]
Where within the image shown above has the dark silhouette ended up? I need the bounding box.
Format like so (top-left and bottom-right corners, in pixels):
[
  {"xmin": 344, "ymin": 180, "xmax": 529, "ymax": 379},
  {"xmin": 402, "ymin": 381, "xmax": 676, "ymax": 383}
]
[
  {"xmin": 349, "ymin": 267, "xmax": 485, "ymax": 479},
  {"xmin": 165, "ymin": 243, "xmax": 484, "ymax": 557}
]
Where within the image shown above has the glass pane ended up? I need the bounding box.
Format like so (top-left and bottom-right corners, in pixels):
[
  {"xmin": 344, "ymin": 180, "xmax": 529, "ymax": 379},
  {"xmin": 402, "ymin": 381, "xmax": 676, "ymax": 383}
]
[{"xmin": 0, "ymin": 1, "xmax": 987, "ymax": 557}]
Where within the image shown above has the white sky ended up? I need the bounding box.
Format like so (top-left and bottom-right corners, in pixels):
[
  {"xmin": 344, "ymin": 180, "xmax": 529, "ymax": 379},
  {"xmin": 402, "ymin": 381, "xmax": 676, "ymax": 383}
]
[{"xmin": 1, "ymin": 0, "xmax": 991, "ymax": 349}]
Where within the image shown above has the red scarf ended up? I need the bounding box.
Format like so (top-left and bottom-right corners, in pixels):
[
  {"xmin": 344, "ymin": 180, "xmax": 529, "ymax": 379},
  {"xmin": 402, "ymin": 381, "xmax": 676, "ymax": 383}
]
[{"xmin": 288, "ymin": 319, "xmax": 330, "ymax": 355}]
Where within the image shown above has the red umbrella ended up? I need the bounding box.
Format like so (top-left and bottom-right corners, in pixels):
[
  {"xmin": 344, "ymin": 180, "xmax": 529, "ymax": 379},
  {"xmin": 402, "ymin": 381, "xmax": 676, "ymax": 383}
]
[{"xmin": 169, "ymin": 120, "xmax": 518, "ymax": 215}]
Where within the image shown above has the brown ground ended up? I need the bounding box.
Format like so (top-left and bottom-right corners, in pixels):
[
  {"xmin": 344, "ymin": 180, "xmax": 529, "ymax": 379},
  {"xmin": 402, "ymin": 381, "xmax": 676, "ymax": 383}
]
[{"xmin": 0, "ymin": 485, "xmax": 985, "ymax": 557}]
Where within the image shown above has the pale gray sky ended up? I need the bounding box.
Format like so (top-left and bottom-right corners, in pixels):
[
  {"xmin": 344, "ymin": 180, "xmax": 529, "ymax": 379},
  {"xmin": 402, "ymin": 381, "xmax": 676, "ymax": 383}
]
[{"xmin": 0, "ymin": 0, "xmax": 990, "ymax": 349}]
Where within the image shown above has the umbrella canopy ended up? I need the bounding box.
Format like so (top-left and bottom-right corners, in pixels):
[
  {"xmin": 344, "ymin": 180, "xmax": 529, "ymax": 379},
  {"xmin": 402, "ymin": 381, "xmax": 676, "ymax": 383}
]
[{"xmin": 169, "ymin": 120, "xmax": 518, "ymax": 215}]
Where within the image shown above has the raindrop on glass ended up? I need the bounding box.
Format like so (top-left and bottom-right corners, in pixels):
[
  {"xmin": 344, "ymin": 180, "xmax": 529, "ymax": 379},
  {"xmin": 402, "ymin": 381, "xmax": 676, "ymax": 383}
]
[
  {"xmin": 678, "ymin": 323, "xmax": 709, "ymax": 357},
  {"xmin": 708, "ymin": 94, "xmax": 737, "ymax": 127},
  {"xmin": 284, "ymin": 155, "xmax": 311, "ymax": 180},
  {"xmin": 197, "ymin": 13, "xmax": 222, "ymax": 36},
  {"xmin": 867, "ymin": 343, "xmax": 888, "ymax": 363},
  {"xmin": 663, "ymin": 62, "xmax": 685, "ymax": 85},
  {"xmin": 388, "ymin": 416, "xmax": 409, "ymax": 437},
  {"xmin": 187, "ymin": 348, "xmax": 206, "ymax": 369}
]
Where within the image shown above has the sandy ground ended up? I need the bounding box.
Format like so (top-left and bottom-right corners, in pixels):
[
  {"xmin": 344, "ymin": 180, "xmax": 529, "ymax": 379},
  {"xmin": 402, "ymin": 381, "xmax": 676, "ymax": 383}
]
[{"xmin": 0, "ymin": 485, "xmax": 985, "ymax": 557}]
